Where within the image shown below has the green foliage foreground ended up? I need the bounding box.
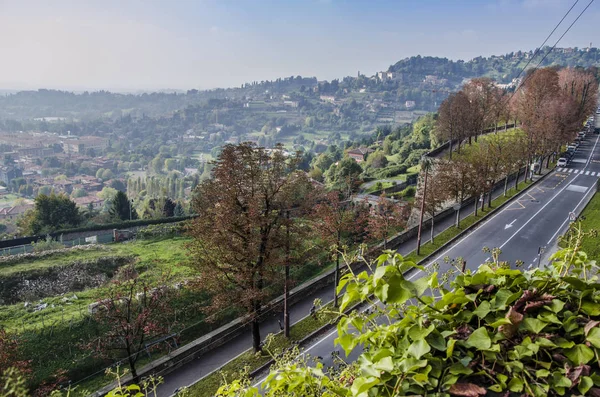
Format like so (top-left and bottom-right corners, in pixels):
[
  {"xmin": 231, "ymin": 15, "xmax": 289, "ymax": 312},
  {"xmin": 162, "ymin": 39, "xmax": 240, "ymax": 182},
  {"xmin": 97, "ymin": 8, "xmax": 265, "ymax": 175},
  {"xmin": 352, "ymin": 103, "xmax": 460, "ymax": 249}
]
[{"xmin": 211, "ymin": 229, "xmax": 600, "ymax": 396}]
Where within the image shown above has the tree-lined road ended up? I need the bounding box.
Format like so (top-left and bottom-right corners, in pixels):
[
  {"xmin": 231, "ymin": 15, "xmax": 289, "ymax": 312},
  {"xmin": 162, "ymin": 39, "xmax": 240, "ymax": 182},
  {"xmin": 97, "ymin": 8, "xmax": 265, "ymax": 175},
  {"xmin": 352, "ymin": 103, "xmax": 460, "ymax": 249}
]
[{"xmin": 253, "ymin": 132, "xmax": 600, "ymax": 389}]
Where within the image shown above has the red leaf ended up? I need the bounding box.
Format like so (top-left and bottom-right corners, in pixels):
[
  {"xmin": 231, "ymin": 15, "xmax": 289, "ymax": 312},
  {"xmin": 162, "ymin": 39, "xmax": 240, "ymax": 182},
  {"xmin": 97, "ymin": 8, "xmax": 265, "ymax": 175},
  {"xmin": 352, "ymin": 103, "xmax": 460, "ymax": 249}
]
[{"xmin": 449, "ymin": 383, "xmax": 487, "ymax": 396}]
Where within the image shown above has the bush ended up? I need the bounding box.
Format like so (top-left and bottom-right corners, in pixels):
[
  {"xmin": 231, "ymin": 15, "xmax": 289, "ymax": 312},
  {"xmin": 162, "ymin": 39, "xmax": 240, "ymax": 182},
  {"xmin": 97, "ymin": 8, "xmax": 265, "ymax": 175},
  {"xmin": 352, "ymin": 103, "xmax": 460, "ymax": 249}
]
[
  {"xmin": 372, "ymin": 164, "xmax": 407, "ymax": 179},
  {"xmin": 136, "ymin": 222, "xmax": 186, "ymax": 239},
  {"xmin": 30, "ymin": 235, "xmax": 63, "ymax": 253},
  {"xmin": 401, "ymin": 185, "xmax": 416, "ymax": 198}
]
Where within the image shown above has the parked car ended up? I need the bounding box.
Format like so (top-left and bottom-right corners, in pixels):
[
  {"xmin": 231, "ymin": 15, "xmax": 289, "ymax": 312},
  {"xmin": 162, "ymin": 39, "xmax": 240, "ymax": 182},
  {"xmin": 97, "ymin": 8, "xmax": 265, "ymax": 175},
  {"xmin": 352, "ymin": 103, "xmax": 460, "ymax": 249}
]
[{"xmin": 557, "ymin": 157, "xmax": 568, "ymax": 167}]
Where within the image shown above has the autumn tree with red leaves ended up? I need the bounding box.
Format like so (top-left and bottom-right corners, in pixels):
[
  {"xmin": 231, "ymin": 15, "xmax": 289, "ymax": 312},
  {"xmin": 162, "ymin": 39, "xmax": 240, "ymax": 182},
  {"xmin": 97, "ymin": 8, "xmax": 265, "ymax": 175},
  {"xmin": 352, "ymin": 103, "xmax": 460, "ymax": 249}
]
[
  {"xmin": 85, "ymin": 266, "xmax": 174, "ymax": 382},
  {"xmin": 364, "ymin": 194, "xmax": 410, "ymax": 249},
  {"xmin": 187, "ymin": 143, "xmax": 311, "ymax": 352},
  {"xmin": 312, "ymin": 190, "xmax": 365, "ymax": 307}
]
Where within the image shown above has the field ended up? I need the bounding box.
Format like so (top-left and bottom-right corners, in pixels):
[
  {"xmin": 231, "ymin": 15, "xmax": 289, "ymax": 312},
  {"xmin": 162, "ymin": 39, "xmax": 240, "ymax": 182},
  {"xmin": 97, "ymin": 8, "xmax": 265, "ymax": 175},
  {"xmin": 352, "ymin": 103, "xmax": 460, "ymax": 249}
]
[
  {"xmin": 1, "ymin": 230, "xmax": 332, "ymax": 394},
  {"xmin": 565, "ymin": 191, "xmax": 600, "ymax": 260}
]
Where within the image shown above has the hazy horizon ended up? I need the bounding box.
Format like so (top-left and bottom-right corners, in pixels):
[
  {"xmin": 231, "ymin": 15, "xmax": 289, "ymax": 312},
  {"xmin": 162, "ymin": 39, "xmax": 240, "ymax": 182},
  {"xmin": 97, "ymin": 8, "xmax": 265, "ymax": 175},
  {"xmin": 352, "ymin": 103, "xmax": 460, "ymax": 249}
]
[{"xmin": 1, "ymin": 0, "xmax": 598, "ymax": 93}]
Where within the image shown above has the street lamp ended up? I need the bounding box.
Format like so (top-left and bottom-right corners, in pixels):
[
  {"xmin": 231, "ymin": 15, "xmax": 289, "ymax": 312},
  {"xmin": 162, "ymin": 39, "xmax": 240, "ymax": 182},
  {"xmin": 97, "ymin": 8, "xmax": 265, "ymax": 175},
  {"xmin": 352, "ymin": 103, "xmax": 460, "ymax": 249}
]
[{"xmin": 453, "ymin": 202, "xmax": 461, "ymax": 228}]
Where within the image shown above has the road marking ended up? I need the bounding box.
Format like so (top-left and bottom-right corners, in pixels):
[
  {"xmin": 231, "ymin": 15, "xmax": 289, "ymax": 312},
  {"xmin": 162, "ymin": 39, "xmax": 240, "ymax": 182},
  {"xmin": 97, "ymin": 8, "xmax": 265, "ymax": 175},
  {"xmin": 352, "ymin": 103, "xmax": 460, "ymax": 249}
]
[
  {"xmin": 569, "ymin": 169, "xmax": 574, "ymax": 173},
  {"xmin": 504, "ymin": 219, "xmax": 516, "ymax": 230},
  {"xmin": 586, "ymin": 171, "xmax": 590, "ymax": 175},
  {"xmin": 572, "ymin": 159, "xmax": 587, "ymax": 163},
  {"xmin": 502, "ymin": 134, "xmax": 600, "ymax": 250},
  {"xmin": 567, "ymin": 184, "xmax": 588, "ymax": 193},
  {"xmin": 499, "ymin": 174, "xmax": 580, "ymax": 250},
  {"xmin": 593, "ymin": 172, "xmax": 597, "ymax": 176}
]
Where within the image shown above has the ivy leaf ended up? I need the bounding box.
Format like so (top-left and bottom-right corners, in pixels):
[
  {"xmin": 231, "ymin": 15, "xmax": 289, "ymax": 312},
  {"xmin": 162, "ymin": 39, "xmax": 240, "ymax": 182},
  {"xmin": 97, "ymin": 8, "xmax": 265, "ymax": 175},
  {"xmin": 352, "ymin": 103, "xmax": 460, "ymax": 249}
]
[
  {"xmin": 587, "ymin": 327, "xmax": 600, "ymax": 349},
  {"xmin": 373, "ymin": 356, "xmax": 394, "ymax": 372},
  {"xmin": 552, "ymin": 373, "xmax": 572, "ymax": 388},
  {"xmin": 386, "ymin": 275, "xmax": 412, "ymax": 304},
  {"xmin": 466, "ymin": 327, "xmax": 491, "ymax": 350},
  {"xmin": 548, "ymin": 299, "xmax": 565, "ymax": 313},
  {"xmin": 446, "ymin": 338, "xmax": 456, "ymax": 358},
  {"xmin": 579, "ymin": 376, "xmax": 594, "ymax": 395},
  {"xmin": 520, "ymin": 318, "xmax": 548, "ymax": 334},
  {"xmin": 448, "ymin": 383, "xmax": 486, "ymax": 396},
  {"xmin": 350, "ymin": 376, "xmax": 379, "ymax": 395},
  {"xmin": 473, "ymin": 301, "xmax": 491, "ymax": 319},
  {"xmin": 408, "ymin": 339, "xmax": 431, "ymax": 359},
  {"xmin": 565, "ymin": 344, "xmax": 595, "ymax": 365},
  {"xmin": 581, "ymin": 300, "xmax": 600, "ymax": 316},
  {"xmin": 563, "ymin": 276, "xmax": 587, "ymax": 290},
  {"xmin": 508, "ymin": 377, "xmax": 524, "ymax": 392}
]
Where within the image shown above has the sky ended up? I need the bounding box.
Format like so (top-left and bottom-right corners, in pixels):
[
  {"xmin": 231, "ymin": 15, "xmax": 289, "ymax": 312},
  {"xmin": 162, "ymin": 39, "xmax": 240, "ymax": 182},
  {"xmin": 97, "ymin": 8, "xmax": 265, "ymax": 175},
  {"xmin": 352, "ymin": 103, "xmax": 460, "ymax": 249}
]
[{"xmin": 0, "ymin": 0, "xmax": 598, "ymax": 92}]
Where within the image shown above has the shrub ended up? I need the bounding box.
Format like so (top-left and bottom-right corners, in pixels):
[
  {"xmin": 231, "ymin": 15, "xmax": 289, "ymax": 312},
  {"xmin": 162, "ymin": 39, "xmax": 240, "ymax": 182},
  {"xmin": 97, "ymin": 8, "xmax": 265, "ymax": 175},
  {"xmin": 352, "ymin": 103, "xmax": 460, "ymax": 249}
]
[
  {"xmin": 30, "ymin": 235, "xmax": 63, "ymax": 253},
  {"xmin": 401, "ymin": 185, "xmax": 416, "ymax": 198}
]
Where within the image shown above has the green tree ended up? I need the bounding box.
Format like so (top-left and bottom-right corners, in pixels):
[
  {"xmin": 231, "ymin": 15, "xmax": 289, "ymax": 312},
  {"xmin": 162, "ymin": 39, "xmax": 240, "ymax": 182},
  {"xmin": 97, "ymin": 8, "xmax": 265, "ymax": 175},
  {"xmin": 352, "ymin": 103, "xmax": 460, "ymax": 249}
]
[
  {"xmin": 17, "ymin": 193, "xmax": 81, "ymax": 235},
  {"xmin": 109, "ymin": 191, "xmax": 137, "ymax": 221},
  {"xmin": 101, "ymin": 169, "xmax": 114, "ymax": 180},
  {"xmin": 71, "ymin": 188, "xmax": 87, "ymax": 198},
  {"xmin": 173, "ymin": 201, "xmax": 186, "ymax": 217}
]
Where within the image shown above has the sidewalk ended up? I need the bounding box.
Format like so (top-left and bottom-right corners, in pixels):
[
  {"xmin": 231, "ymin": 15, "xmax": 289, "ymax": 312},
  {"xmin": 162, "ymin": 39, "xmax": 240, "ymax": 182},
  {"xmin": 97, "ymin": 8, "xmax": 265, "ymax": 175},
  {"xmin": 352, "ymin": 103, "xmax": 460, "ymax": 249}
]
[{"xmin": 156, "ymin": 171, "xmax": 542, "ymax": 396}]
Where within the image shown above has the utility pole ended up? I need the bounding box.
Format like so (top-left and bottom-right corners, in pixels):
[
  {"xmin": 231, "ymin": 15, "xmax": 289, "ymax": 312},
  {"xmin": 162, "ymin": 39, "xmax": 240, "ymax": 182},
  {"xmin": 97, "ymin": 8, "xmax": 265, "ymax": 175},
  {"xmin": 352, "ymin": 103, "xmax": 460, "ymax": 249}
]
[
  {"xmin": 416, "ymin": 158, "xmax": 429, "ymax": 255},
  {"xmin": 284, "ymin": 210, "xmax": 290, "ymax": 338}
]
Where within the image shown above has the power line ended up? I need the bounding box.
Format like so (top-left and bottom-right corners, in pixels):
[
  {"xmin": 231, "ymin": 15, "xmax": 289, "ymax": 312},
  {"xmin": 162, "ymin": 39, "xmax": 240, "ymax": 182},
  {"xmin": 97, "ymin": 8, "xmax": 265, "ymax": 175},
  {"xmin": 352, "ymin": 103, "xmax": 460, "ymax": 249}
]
[
  {"xmin": 508, "ymin": 0, "xmax": 594, "ymax": 102},
  {"xmin": 532, "ymin": 0, "xmax": 595, "ymax": 70},
  {"xmin": 511, "ymin": 0, "xmax": 580, "ymax": 83}
]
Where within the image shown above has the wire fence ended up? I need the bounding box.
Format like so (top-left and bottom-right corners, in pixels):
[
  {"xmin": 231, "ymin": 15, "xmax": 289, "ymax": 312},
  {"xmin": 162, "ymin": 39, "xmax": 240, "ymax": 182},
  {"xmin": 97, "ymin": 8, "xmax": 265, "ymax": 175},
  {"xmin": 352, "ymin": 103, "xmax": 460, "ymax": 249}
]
[{"xmin": 0, "ymin": 232, "xmax": 116, "ymax": 257}]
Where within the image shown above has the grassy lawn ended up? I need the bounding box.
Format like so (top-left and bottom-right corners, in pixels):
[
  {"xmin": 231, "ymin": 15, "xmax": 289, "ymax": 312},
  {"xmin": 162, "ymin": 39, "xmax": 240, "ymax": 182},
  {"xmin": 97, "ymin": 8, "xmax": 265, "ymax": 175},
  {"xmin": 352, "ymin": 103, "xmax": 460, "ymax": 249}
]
[
  {"xmin": 363, "ymin": 181, "xmax": 395, "ymax": 194},
  {"xmin": 0, "ymin": 237, "xmax": 193, "ymax": 332},
  {"xmin": 567, "ymin": 191, "xmax": 600, "ymax": 260},
  {"xmin": 184, "ymin": 306, "xmax": 338, "ymax": 397},
  {"xmin": 405, "ymin": 180, "xmax": 533, "ymax": 263}
]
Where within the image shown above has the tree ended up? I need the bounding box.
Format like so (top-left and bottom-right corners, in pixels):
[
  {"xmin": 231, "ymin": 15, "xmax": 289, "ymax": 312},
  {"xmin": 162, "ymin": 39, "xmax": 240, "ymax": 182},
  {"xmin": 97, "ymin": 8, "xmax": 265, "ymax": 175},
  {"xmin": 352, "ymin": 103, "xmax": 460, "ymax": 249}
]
[
  {"xmin": 436, "ymin": 156, "xmax": 475, "ymax": 227},
  {"xmin": 415, "ymin": 162, "xmax": 447, "ymax": 244},
  {"xmin": 71, "ymin": 188, "xmax": 87, "ymax": 198},
  {"xmin": 325, "ymin": 157, "xmax": 363, "ymax": 194},
  {"xmin": 109, "ymin": 191, "xmax": 137, "ymax": 221},
  {"xmin": 95, "ymin": 168, "xmax": 105, "ymax": 179},
  {"xmin": 312, "ymin": 190, "xmax": 363, "ymax": 307},
  {"xmin": 162, "ymin": 197, "xmax": 176, "ymax": 217},
  {"xmin": 97, "ymin": 187, "xmax": 118, "ymax": 202},
  {"xmin": 109, "ymin": 179, "xmax": 127, "ymax": 192},
  {"xmin": 365, "ymin": 194, "xmax": 410, "ymax": 249},
  {"xmin": 17, "ymin": 193, "xmax": 81, "ymax": 235},
  {"xmin": 101, "ymin": 169, "xmax": 114, "ymax": 180},
  {"xmin": 187, "ymin": 143, "xmax": 310, "ymax": 352},
  {"xmin": 436, "ymin": 91, "xmax": 471, "ymax": 157},
  {"xmin": 365, "ymin": 149, "xmax": 388, "ymax": 169},
  {"xmin": 173, "ymin": 201, "xmax": 185, "ymax": 217},
  {"xmin": 85, "ymin": 266, "xmax": 174, "ymax": 383}
]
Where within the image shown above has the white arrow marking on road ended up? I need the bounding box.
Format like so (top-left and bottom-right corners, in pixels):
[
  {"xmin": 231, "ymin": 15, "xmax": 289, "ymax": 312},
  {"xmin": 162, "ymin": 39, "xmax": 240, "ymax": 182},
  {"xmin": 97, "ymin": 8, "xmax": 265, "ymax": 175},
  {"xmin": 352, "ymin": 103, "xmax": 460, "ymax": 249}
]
[{"xmin": 504, "ymin": 219, "xmax": 517, "ymax": 230}]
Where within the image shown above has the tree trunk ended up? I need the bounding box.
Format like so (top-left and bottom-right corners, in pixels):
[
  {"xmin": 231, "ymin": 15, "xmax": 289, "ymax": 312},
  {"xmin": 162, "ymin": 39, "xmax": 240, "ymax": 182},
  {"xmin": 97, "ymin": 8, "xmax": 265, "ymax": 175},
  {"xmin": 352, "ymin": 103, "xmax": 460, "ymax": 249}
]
[
  {"xmin": 488, "ymin": 188, "xmax": 492, "ymax": 208},
  {"xmin": 474, "ymin": 198, "xmax": 478, "ymax": 217},
  {"xmin": 515, "ymin": 168, "xmax": 520, "ymax": 191},
  {"xmin": 504, "ymin": 175, "xmax": 509, "ymax": 197},
  {"xmin": 545, "ymin": 154, "xmax": 551, "ymax": 169},
  {"xmin": 251, "ymin": 313, "xmax": 261, "ymax": 352},
  {"xmin": 449, "ymin": 139, "xmax": 453, "ymax": 160},
  {"xmin": 430, "ymin": 216, "xmax": 435, "ymax": 244},
  {"xmin": 481, "ymin": 193, "xmax": 485, "ymax": 212},
  {"xmin": 128, "ymin": 354, "xmax": 138, "ymax": 383}
]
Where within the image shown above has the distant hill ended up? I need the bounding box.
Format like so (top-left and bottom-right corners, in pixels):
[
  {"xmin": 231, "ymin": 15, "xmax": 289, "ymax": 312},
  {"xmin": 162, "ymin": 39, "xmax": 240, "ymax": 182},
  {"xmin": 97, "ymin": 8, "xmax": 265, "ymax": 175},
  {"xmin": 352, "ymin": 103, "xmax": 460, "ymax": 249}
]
[{"xmin": 387, "ymin": 46, "xmax": 600, "ymax": 86}]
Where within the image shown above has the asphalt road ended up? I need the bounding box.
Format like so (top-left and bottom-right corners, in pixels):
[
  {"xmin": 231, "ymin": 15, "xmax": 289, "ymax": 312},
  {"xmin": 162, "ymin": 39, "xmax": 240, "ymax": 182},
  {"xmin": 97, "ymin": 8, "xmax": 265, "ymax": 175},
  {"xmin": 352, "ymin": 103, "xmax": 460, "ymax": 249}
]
[{"xmin": 252, "ymin": 132, "xmax": 600, "ymax": 390}]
